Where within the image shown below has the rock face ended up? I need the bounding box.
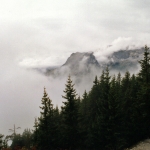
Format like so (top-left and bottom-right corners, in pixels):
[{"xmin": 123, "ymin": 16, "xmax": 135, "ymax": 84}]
[
  {"xmin": 106, "ymin": 48, "xmax": 145, "ymax": 72},
  {"xmin": 61, "ymin": 52, "xmax": 100, "ymax": 76},
  {"xmin": 46, "ymin": 52, "xmax": 100, "ymax": 77},
  {"xmin": 63, "ymin": 52, "xmax": 100, "ymax": 68},
  {"xmin": 45, "ymin": 48, "xmax": 145, "ymax": 77}
]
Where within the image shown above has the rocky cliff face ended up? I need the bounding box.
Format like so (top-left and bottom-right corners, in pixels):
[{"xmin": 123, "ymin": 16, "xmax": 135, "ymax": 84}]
[
  {"xmin": 61, "ymin": 52, "xmax": 100, "ymax": 76},
  {"xmin": 46, "ymin": 52, "xmax": 100, "ymax": 77},
  {"xmin": 106, "ymin": 48, "xmax": 144, "ymax": 72},
  {"xmin": 63, "ymin": 52, "xmax": 100, "ymax": 67},
  {"xmin": 45, "ymin": 48, "xmax": 145, "ymax": 77}
]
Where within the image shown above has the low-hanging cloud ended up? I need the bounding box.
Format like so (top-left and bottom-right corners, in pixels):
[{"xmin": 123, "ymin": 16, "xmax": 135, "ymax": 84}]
[
  {"xmin": 94, "ymin": 37, "xmax": 145, "ymax": 63},
  {"xmin": 0, "ymin": 63, "xmax": 68, "ymax": 136},
  {"xmin": 1, "ymin": 0, "xmax": 150, "ymax": 137}
]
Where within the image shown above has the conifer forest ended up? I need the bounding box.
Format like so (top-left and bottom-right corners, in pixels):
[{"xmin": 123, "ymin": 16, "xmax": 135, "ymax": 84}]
[{"xmin": 2, "ymin": 45, "xmax": 150, "ymax": 150}]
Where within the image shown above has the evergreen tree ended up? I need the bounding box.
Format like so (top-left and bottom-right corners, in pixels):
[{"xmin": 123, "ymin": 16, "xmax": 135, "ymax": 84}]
[
  {"xmin": 2, "ymin": 138, "xmax": 8, "ymax": 149},
  {"xmin": 128, "ymin": 74, "xmax": 141, "ymax": 144},
  {"xmin": 76, "ymin": 95, "xmax": 81, "ymax": 107},
  {"xmin": 137, "ymin": 45, "xmax": 150, "ymax": 137},
  {"xmin": 31, "ymin": 45, "xmax": 150, "ymax": 150},
  {"xmin": 107, "ymin": 76, "xmax": 126, "ymax": 149},
  {"xmin": 0, "ymin": 134, "xmax": 3, "ymax": 150},
  {"xmin": 138, "ymin": 45, "xmax": 150, "ymax": 83},
  {"xmin": 78, "ymin": 90, "xmax": 89, "ymax": 149},
  {"xmin": 96, "ymin": 67, "xmax": 112, "ymax": 149},
  {"xmin": 21, "ymin": 128, "xmax": 32, "ymax": 149},
  {"xmin": 120, "ymin": 71, "xmax": 132, "ymax": 146},
  {"xmin": 61, "ymin": 75, "xmax": 79, "ymax": 150},
  {"xmin": 88, "ymin": 76, "xmax": 100, "ymax": 121},
  {"xmin": 32, "ymin": 118, "xmax": 38, "ymax": 147},
  {"xmin": 11, "ymin": 134, "xmax": 23, "ymax": 149},
  {"xmin": 38, "ymin": 87, "xmax": 53, "ymax": 150},
  {"xmin": 86, "ymin": 75, "xmax": 101, "ymax": 149},
  {"xmin": 51, "ymin": 106, "xmax": 61, "ymax": 149}
]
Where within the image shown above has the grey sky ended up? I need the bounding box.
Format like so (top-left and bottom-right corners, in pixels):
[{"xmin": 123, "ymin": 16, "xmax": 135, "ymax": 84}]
[{"xmin": 0, "ymin": 0, "xmax": 150, "ymax": 136}]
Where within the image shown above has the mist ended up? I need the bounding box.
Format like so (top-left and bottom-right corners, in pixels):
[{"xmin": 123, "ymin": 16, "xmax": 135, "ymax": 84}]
[
  {"xmin": 1, "ymin": 0, "xmax": 150, "ymax": 137},
  {"xmin": 0, "ymin": 36, "xmax": 144, "ymax": 137}
]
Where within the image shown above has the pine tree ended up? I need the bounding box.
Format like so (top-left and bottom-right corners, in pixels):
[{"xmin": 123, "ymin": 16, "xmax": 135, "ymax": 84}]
[
  {"xmin": 51, "ymin": 106, "xmax": 61, "ymax": 149},
  {"xmin": 86, "ymin": 75, "xmax": 101, "ymax": 149},
  {"xmin": 107, "ymin": 75, "xmax": 127, "ymax": 149},
  {"xmin": 22, "ymin": 128, "xmax": 32, "ymax": 149},
  {"xmin": 0, "ymin": 134, "xmax": 3, "ymax": 150},
  {"xmin": 78, "ymin": 90, "xmax": 89, "ymax": 149},
  {"xmin": 96, "ymin": 68, "xmax": 112, "ymax": 149},
  {"xmin": 80, "ymin": 90, "xmax": 88, "ymax": 119},
  {"xmin": 32, "ymin": 118, "xmax": 38, "ymax": 147},
  {"xmin": 38, "ymin": 87, "xmax": 53, "ymax": 150},
  {"xmin": 138, "ymin": 45, "xmax": 150, "ymax": 83},
  {"xmin": 128, "ymin": 74, "xmax": 141, "ymax": 144},
  {"xmin": 137, "ymin": 45, "xmax": 150, "ymax": 137},
  {"xmin": 120, "ymin": 71, "xmax": 132, "ymax": 146},
  {"xmin": 61, "ymin": 75, "xmax": 78, "ymax": 150},
  {"xmin": 88, "ymin": 76, "xmax": 100, "ymax": 122}
]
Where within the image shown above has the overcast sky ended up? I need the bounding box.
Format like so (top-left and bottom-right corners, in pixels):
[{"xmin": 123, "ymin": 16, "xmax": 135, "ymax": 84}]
[{"xmin": 1, "ymin": 0, "xmax": 150, "ymax": 137}]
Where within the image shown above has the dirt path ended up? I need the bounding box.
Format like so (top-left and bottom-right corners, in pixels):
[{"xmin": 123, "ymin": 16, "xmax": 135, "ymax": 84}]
[{"xmin": 125, "ymin": 139, "xmax": 150, "ymax": 150}]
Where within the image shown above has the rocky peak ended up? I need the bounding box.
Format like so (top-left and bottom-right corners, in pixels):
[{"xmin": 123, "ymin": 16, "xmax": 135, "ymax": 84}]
[{"xmin": 63, "ymin": 52, "xmax": 100, "ymax": 67}]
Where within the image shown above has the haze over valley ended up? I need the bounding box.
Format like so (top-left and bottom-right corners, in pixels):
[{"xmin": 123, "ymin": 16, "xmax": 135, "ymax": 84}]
[{"xmin": 1, "ymin": 0, "xmax": 150, "ymax": 139}]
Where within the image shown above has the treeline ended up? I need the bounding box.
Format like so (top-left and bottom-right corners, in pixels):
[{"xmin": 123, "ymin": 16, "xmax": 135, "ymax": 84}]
[
  {"xmin": 0, "ymin": 129, "xmax": 33, "ymax": 150},
  {"xmin": 10, "ymin": 45, "xmax": 150, "ymax": 150},
  {"xmin": 11, "ymin": 129, "xmax": 33, "ymax": 150}
]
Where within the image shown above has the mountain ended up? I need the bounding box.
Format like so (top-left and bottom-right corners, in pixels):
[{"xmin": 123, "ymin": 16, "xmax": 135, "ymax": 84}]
[
  {"xmin": 63, "ymin": 52, "xmax": 100, "ymax": 67},
  {"xmin": 44, "ymin": 48, "xmax": 145, "ymax": 78},
  {"xmin": 45, "ymin": 52, "xmax": 100, "ymax": 77},
  {"xmin": 106, "ymin": 48, "xmax": 144, "ymax": 73}
]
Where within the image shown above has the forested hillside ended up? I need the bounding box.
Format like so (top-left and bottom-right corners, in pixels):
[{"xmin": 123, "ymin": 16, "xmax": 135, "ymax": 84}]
[{"xmin": 2, "ymin": 45, "xmax": 150, "ymax": 150}]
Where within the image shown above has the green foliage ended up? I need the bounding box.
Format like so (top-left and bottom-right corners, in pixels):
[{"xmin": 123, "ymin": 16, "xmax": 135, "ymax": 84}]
[
  {"xmin": 61, "ymin": 75, "xmax": 79, "ymax": 150},
  {"xmin": 21, "ymin": 129, "xmax": 32, "ymax": 149},
  {"xmin": 36, "ymin": 87, "xmax": 54, "ymax": 150},
  {"xmin": 78, "ymin": 90, "xmax": 90, "ymax": 149},
  {"xmin": 10, "ymin": 129, "xmax": 32, "ymax": 149},
  {"xmin": 31, "ymin": 45, "xmax": 150, "ymax": 150},
  {"xmin": 11, "ymin": 134, "xmax": 23, "ymax": 149},
  {"xmin": 137, "ymin": 45, "xmax": 150, "ymax": 138},
  {"xmin": 0, "ymin": 134, "xmax": 4, "ymax": 150}
]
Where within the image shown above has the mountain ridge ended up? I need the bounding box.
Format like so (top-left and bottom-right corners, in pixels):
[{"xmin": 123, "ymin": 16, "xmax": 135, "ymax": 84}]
[{"xmin": 34, "ymin": 47, "xmax": 146, "ymax": 79}]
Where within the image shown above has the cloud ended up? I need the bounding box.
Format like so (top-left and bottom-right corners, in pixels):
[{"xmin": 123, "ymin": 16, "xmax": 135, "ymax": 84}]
[
  {"xmin": 19, "ymin": 56, "xmax": 63, "ymax": 68},
  {"xmin": 1, "ymin": 0, "xmax": 150, "ymax": 137},
  {"xmin": 0, "ymin": 64, "xmax": 68, "ymax": 136},
  {"xmin": 94, "ymin": 37, "xmax": 145, "ymax": 62}
]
